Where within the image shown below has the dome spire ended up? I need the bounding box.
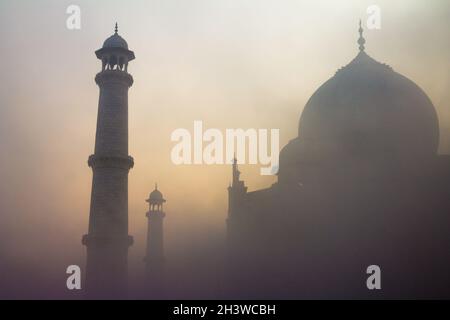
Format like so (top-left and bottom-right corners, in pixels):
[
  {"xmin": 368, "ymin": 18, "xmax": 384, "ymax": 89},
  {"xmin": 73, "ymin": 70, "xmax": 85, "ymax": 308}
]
[
  {"xmin": 114, "ymin": 22, "xmax": 118, "ymax": 34},
  {"xmin": 358, "ymin": 19, "xmax": 366, "ymax": 52}
]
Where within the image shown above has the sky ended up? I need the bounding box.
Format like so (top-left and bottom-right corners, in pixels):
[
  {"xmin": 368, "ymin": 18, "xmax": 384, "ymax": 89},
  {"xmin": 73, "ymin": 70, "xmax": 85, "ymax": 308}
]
[{"xmin": 0, "ymin": 0, "xmax": 449, "ymax": 297}]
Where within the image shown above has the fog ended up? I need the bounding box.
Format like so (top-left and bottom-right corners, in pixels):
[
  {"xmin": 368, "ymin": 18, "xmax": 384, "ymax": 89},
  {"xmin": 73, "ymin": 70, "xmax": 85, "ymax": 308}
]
[{"xmin": 0, "ymin": 0, "xmax": 449, "ymax": 298}]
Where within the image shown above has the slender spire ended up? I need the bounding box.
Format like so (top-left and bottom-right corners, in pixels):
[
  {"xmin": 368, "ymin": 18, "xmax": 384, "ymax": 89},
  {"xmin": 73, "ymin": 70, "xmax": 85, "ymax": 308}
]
[
  {"xmin": 232, "ymin": 153, "xmax": 241, "ymax": 187},
  {"xmin": 114, "ymin": 22, "xmax": 118, "ymax": 34},
  {"xmin": 358, "ymin": 19, "xmax": 366, "ymax": 52},
  {"xmin": 155, "ymin": 183, "xmax": 158, "ymax": 190}
]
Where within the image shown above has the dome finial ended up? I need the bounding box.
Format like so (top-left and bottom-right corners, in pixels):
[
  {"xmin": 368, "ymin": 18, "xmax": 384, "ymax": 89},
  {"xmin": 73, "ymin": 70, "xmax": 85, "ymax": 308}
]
[
  {"xmin": 358, "ymin": 19, "xmax": 366, "ymax": 52},
  {"xmin": 155, "ymin": 183, "xmax": 158, "ymax": 190},
  {"xmin": 114, "ymin": 22, "xmax": 118, "ymax": 34}
]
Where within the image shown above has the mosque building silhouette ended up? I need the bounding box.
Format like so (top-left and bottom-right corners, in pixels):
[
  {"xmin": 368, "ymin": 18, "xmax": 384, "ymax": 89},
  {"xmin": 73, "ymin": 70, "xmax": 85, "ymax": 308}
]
[{"xmin": 83, "ymin": 22, "xmax": 450, "ymax": 299}]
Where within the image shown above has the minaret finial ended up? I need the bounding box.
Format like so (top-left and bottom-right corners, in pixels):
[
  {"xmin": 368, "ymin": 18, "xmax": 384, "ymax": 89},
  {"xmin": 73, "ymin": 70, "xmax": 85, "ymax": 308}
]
[
  {"xmin": 114, "ymin": 22, "xmax": 118, "ymax": 34},
  {"xmin": 358, "ymin": 19, "xmax": 366, "ymax": 52},
  {"xmin": 155, "ymin": 183, "xmax": 158, "ymax": 190}
]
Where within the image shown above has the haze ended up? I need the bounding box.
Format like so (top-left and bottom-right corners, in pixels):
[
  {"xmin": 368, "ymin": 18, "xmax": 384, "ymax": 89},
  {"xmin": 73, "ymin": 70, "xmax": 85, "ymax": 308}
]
[{"xmin": 0, "ymin": 0, "xmax": 449, "ymax": 297}]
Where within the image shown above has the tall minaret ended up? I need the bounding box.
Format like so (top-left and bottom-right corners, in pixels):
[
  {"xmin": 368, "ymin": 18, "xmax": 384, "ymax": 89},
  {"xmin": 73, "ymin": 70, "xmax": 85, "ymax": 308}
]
[
  {"xmin": 144, "ymin": 184, "xmax": 166, "ymax": 297},
  {"xmin": 82, "ymin": 24, "xmax": 135, "ymax": 299}
]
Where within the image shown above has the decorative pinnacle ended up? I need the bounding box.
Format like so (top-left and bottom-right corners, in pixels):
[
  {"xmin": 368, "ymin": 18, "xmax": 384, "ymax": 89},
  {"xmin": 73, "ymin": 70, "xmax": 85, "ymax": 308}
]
[
  {"xmin": 114, "ymin": 22, "xmax": 118, "ymax": 34},
  {"xmin": 358, "ymin": 19, "xmax": 366, "ymax": 52},
  {"xmin": 155, "ymin": 183, "xmax": 158, "ymax": 190}
]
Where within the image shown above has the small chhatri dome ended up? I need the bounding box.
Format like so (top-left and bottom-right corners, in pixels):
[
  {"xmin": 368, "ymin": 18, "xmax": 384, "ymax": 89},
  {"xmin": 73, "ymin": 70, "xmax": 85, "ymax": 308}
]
[
  {"xmin": 147, "ymin": 184, "xmax": 166, "ymax": 203},
  {"xmin": 102, "ymin": 23, "xmax": 129, "ymax": 49},
  {"xmin": 95, "ymin": 22, "xmax": 135, "ymax": 62}
]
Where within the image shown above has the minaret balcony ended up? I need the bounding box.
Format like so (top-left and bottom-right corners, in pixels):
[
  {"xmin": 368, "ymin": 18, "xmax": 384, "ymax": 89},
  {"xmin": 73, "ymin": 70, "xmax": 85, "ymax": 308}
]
[
  {"xmin": 88, "ymin": 154, "xmax": 134, "ymax": 170},
  {"xmin": 95, "ymin": 70, "xmax": 133, "ymax": 87},
  {"xmin": 146, "ymin": 211, "xmax": 166, "ymax": 219},
  {"xmin": 82, "ymin": 234, "xmax": 133, "ymax": 247}
]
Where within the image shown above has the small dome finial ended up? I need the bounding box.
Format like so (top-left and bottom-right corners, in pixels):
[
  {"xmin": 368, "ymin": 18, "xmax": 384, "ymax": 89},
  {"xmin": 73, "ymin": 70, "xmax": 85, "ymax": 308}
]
[
  {"xmin": 358, "ymin": 19, "xmax": 366, "ymax": 52},
  {"xmin": 114, "ymin": 22, "xmax": 118, "ymax": 34},
  {"xmin": 155, "ymin": 183, "xmax": 158, "ymax": 190}
]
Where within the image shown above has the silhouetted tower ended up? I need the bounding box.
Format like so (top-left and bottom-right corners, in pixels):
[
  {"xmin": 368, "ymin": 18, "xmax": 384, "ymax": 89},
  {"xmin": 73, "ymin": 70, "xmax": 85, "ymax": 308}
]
[
  {"xmin": 227, "ymin": 156, "xmax": 247, "ymax": 219},
  {"xmin": 145, "ymin": 184, "xmax": 166, "ymax": 297},
  {"xmin": 227, "ymin": 156, "xmax": 247, "ymax": 244},
  {"xmin": 225, "ymin": 156, "xmax": 248, "ymax": 296},
  {"xmin": 82, "ymin": 23, "xmax": 135, "ymax": 299}
]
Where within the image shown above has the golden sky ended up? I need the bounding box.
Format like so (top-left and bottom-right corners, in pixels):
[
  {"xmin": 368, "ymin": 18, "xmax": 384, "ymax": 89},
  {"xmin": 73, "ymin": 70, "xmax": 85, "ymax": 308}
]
[{"xmin": 0, "ymin": 0, "xmax": 449, "ymax": 290}]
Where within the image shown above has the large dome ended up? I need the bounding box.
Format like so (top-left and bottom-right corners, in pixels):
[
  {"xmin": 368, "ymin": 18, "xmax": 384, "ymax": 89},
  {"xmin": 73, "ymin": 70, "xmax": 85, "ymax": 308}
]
[
  {"xmin": 298, "ymin": 50, "xmax": 439, "ymax": 161},
  {"xmin": 278, "ymin": 27, "xmax": 440, "ymax": 184}
]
